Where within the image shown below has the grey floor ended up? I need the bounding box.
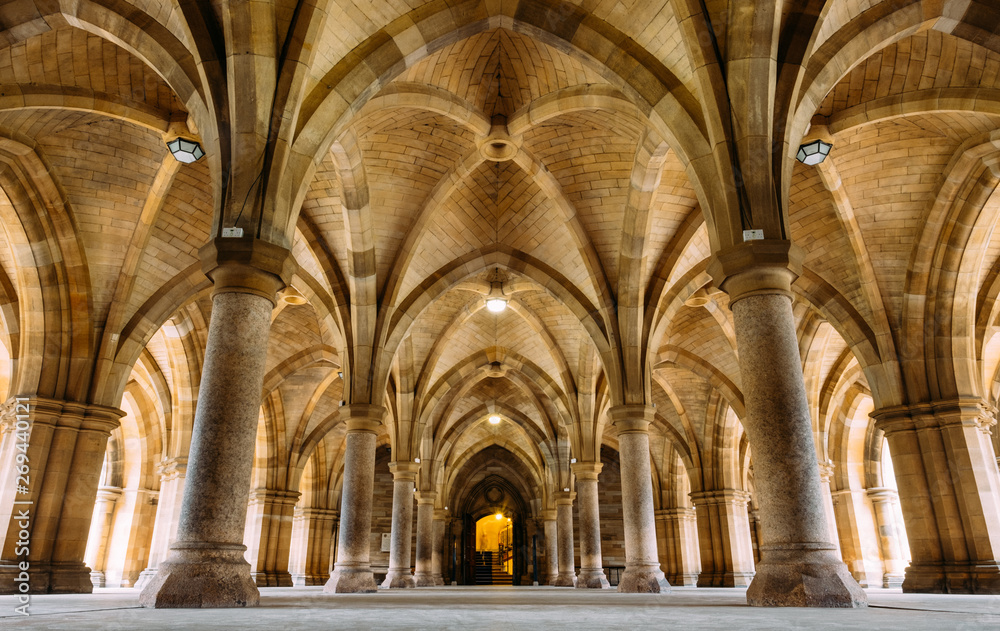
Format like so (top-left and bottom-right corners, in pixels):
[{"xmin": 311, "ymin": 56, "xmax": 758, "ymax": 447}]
[{"xmin": 1, "ymin": 585, "xmax": 998, "ymax": 630}]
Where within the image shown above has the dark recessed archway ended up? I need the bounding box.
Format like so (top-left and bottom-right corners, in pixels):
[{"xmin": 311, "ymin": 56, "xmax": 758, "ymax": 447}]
[{"xmin": 448, "ymin": 447, "xmax": 536, "ymax": 586}]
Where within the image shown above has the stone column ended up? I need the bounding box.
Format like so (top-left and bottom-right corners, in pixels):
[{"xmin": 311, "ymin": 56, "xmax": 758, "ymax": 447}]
[
  {"xmin": 139, "ymin": 239, "xmax": 293, "ymax": 608},
  {"xmin": 84, "ymin": 486, "xmax": 122, "ymax": 587},
  {"xmin": 289, "ymin": 507, "xmax": 337, "ymax": 586},
  {"xmin": 103, "ymin": 487, "xmax": 158, "ymax": 588},
  {"xmin": 411, "ymin": 491, "xmax": 435, "ymax": 586},
  {"xmin": 553, "ymin": 491, "xmax": 577, "ymax": 586},
  {"xmin": 691, "ymin": 489, "xmax": 755, "ymax": 587},
  {"xmin": 382, "ymin": 463, "xmax": 419, "ymax": 588},
  {"xmin": 432, "ymin": 509, "xmax": 448, "ymax": 585},
  {"xmin": 324, "ymin": 405, "xmax": 384, "ymax": 593},
  {"xmin": 0, "ymin": 399, "xmax": 122, "ymax": 594},
  {"xmin": 748, "ymin": 508, "xmax": 762, "ymax": 563},
  {"xmin": 817, "ymin": 461, "xmax": 842, "ymax": 556},
  {"xmin": 244, "ymin": 489, "xmax": 300, "ymax": 587},
  {"xmin": 0, "ymin": 404, "xmax": 19, "ymax": 529},
  {"xmin": 656, "ymin": 508, "xmax": 699, "ymax": 586},
  {"xmin": 873, "ymin": 401, "xmax": 1000, "ymax": 593},
  {"xmin": 711, "ymin": 247, "xmax": 865, "ymax": 607},
  {"xmin": 572, "ymin": 462, "xmax": 610, "ymax": 588},
  {"xmin": 830, "ymin": 489, "xmax": 882, "ymax": 587},
  {"xmin": 866, "ymin": 487, "xmax": 905, "ymax": 588},
  {"xmin": 542, "ymin": 509, "xmax": 558, "ymax": 585},
  {"xmin": 135, "ymin": 458, "xmax": 186, "ymax": 590},
  {"xmin": 609, "ymin": 406, "xmax": 670, "ymax": 593}
]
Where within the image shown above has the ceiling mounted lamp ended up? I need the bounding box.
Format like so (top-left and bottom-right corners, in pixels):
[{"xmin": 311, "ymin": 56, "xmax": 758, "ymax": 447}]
[
  {"xmin": 488, "ymin": 414, "xmax": 502, "ymax": 425},
  {"xmin": 166, "ymin": 137, "xmax": 205, "ymax": 164},
  {"xmin": 486, "ymin": 267, "xmax": 507, "ymax": 313},
  {"xmin": 796, "ymin": 139, "xmax": 832, "ymax": 166}
]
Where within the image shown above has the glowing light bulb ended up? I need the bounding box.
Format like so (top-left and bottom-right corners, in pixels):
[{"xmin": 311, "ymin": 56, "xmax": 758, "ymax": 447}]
[
  {"xmin": 495, "ymin": 512, "xmax": 503, "ymax": 520},
  {"xmin": 489, "ymin": 414, "xmax": 501, "ymax": 425},
  {"xmin": 486, "ymin": 297, "xmax": 507, "ymax": 313}
]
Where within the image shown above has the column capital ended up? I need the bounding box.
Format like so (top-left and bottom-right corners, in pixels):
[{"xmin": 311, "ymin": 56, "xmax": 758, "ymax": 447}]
[
  {"xmin": 555, "ymin": 490, "xmax": 576, "ymax": 504},
  {"xmin": 388, "ymin": 461, "xmax": 421, "ymax": 480},
  {"xmin": 199, "ymin": 237, "xmax": 296, "ymax": 304},
  {"xmin": 707, "ymin": 240, "xmax": 804, "ymax": 305},
  {"xmin": 79, "ymin": 403, "xmax": 126, "ymax": 434},
  {"xmin": 0, "ymin": 398, "xmax": 22, "ymax": 431},
  {"xmin": 414, "ymin": 491, "xmax": 437, "ymax": 506},
  {"xmin": 690, "ymin": 489, "xmax": 752, "ymax": 505},
  {"xmin": 11, "ymin": 397, "xmax": 124, "ymax": 434},
  {"xmin": 571, "ymin": 461, "xmax": 603, "ymax": 480},
  {"xmin": 817, "ymin": 460, "xmax": 836, "ymax": 482},
  {"xmin": 541, "ymin": 509, "xmax": 557, "ymax": 521},
  {"xmin": 608, "ymin": 404, "xmax": 655, "ymax": 433},
  {"xmin": 157, "ymin": 457, "xmax": 188, "ymax": 480},
  {"xmin": 433, "ymin": 508, "xmax": 450, "ymax": 521},
  {"xmin": 295, "ymin": 507, "xmax": 338, "ymax": 520},
  {"xmin": 865, "ymin": 486, "xmax": 899, "ymax": 503},
  {"xmin": 655, "ymin": 507, "xmax": 697, "ymax": 521},
  {"xmin": 872, "ymin": 397, "xmax": 996, "ymax": 435},
  {"xmin": 248, "ymin": 488, "xmax": 301, "ymax": 506},
  {"xmin": 96, "ymin": 486, "xmax": 123, "ymax": 502},
  {"xmin": 870, "ymin": 404, "xmax": 916, "ymax": 435},
  {"xmin": 341, "ymin": 404, "xmax": 386, "ymax": 433}
]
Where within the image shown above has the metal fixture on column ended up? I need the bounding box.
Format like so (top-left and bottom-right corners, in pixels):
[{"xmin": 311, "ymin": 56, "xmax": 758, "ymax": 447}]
[
  {"xmin": 166, "ymin": 137, "xmax": 205, "ymax": 163},
  {"xmin": 796, "ymin": 139, "xmax": 833, "ymax": 165}
]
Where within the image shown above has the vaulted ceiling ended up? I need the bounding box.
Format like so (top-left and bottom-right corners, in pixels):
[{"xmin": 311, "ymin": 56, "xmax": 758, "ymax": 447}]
[{"xmin": 1, "ymin": 0, "xmax": 999, "ymax": 510}]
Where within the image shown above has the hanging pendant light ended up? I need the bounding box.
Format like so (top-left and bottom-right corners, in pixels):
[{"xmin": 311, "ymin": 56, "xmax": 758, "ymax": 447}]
[
  {"xmin": 486, "ymin": 267, "xmax": 507, "ymax": 313},
  {"xmin": 485, "ymin": 58, "xmax": 509, "ymax": 315}
]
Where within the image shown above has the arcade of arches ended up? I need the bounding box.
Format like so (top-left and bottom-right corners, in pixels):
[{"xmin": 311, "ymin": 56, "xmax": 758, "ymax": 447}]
[{"xmin": 0, "ymin": 0, "xmax": 999, "ymax": 616}]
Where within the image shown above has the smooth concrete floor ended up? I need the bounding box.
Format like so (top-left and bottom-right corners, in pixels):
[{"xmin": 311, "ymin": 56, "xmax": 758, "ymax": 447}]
[{"xmin": 1, "ymin": 585, "xmax": 998, "ymax": 630}]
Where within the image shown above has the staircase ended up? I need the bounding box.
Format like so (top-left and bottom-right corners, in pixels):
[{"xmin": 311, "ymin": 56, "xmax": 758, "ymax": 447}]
[{"xmin": 474, "ymin": 551, "xmax": 513, "ymax": 585}]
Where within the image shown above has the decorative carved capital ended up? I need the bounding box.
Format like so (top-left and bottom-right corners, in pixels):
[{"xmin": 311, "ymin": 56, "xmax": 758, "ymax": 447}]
[
  {"xmin": 608, "ymin": 405, "xmax": 655, "ymax": 434},
  {"xmin": 708, "ymin": 240, "xmax": 804, "ymax": 305}
]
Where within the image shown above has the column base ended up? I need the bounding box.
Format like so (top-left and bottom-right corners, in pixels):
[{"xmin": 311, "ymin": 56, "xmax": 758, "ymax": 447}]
[
  {"xmin": 666, "ymin": 572, "xmax": 699, "ymax": 587},
  {"xmin": 90, "ymin": 571, "xmax": 106, "ymax": 588},
  {"xmin": 0, "ymin": 562, "xmax": 95, "ymax": 594},
  {"xmin": 134, "ymin": 568, "xmax": 158, "ymax": 591},
  {"xmin": 138, "ymin": 545, "xmax": 260, "ymax": 608},
  {"xmin": 413, "ymin": 571, "xmax": 435, "ymax": 587},
  {"xmin": 697, "ymin": 571, "xmax": 755, "ymax": 587},
  {"xmin": 746, "ymin": 549, "xmax": 866, "ymax": 607},
  {"xmin": 882, "ymin": 573, "xmax": 904, "ymax": 589},
  {"xmin": 617, "ymin": 564, "xmax": 670, "ymax": 593},
  {"xmin": 250, "ymin": 570, "xmax": 293, "ymax": 587},
  {"xmin": 553, "ymin": 571, "xmax": 577, "ymax": 587},
  {"xmin": 381, "ymin": 569, "xmax": 415, "ymax": 588},
  {"xmin": 324, "ymin": 563, "xmax": 376, "ymax": 593},
  {"xmin": 432, "ymin": 573, "xmax": 445, "ymax": 586},
  {"xmin": 291, "ymin": 573, "xmax": 329, "ymax": 586},
  {"xmin": 576, "ymin": 568, "xmax": 610, "ymax": 589},
  {"xmin": 902, "ymin": 562, "xmax": 1000, "ymax": 594}
]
